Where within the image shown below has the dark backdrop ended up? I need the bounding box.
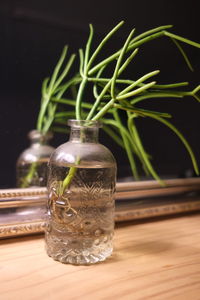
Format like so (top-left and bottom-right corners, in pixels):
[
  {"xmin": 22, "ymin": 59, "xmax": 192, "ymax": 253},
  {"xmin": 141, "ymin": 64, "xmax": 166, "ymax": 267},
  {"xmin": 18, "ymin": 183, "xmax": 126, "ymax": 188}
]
[{"xmin": 0, "ymin": 0, "xmax": 200, "ymax": 187}]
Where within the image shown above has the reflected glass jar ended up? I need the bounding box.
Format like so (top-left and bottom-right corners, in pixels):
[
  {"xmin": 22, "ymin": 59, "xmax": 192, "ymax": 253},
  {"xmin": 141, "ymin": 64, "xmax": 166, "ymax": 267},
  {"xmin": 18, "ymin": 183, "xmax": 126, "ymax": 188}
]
[
  {"xmin": 45, "ymin": 120, "xmax": 117, "ymax": 265},
  {"xmin": 16, "ymin": 130, "xmax": 55, "ymax": 188}
]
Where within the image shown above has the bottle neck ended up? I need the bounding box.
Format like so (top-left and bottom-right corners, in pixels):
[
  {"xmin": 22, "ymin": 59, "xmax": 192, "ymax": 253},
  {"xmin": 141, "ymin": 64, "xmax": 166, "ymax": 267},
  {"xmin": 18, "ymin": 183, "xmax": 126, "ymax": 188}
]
[
  {"xmin": 28, "ymin": 130, "xmax": 52, "ymax": 147},
  {"xmin": 68, "ymin": 120, "xmax": 101, "ymax": 143}
]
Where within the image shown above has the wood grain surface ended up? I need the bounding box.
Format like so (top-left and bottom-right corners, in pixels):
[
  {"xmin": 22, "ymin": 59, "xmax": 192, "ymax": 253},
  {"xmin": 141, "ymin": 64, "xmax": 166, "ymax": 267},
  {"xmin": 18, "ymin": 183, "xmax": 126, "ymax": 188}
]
[{"xmin": 1, "ymin": 214, "xmax": 200, "ymax": 300}]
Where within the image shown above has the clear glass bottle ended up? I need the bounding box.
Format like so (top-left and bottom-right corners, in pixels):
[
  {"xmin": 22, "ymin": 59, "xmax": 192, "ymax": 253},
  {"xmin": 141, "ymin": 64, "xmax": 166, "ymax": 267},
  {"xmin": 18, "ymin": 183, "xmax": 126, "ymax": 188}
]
[
  {"xmin": 45, "ymin": 120, "xmax": 117, "ymax": 265},
  {"xmin": 16, "ymin": 130, "xmax": 55, "ymax": 188}
]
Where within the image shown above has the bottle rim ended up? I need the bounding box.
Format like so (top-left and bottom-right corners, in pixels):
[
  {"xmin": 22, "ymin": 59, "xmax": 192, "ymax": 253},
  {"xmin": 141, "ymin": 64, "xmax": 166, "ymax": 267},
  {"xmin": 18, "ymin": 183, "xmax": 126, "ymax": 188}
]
[
  {"xmin": 28, "ymin": 130, "xmax": 53, "ymax": 141},
  {"xmin": 67, "ymin": 119, "xmax": 102, "ymax": 128}
]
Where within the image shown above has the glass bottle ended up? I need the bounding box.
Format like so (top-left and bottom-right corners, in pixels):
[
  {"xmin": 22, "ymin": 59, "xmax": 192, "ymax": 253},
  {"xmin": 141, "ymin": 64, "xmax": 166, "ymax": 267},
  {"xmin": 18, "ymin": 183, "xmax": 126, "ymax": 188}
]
[
  {"xmin": 16, "ymin": 130, "xmax": 55, "ymax": 188},
  {"xmin": 45, "ymin": 120, "xmax": 117, "ymax": 265}
]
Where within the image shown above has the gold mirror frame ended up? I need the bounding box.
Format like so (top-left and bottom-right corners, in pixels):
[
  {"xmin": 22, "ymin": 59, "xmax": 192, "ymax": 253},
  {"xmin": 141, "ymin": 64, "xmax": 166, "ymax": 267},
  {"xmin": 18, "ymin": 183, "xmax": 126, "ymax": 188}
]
[{"xmin": 1, "ymin": 177, "xmax": 200, "ymax": 238}]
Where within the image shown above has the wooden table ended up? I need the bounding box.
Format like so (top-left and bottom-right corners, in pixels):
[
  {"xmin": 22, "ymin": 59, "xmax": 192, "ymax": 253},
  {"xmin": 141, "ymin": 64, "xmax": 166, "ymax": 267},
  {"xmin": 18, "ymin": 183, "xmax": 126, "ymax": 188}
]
[{"xmin": 1, "ymin": 214, "xmax": 200, "ymax": 300}]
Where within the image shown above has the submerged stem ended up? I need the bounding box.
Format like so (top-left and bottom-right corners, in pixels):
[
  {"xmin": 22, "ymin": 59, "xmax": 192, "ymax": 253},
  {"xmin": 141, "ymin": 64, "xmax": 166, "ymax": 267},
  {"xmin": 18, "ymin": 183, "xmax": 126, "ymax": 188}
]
[{"xmin": 61, "ymin": 166, "xmax": 77, "ymax": 194}]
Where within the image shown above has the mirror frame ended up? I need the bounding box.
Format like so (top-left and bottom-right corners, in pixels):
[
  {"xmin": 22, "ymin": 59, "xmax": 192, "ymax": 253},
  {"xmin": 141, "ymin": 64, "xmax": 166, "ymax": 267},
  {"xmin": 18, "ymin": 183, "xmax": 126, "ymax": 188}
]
[{"xmin": 1, "ymin": 177, "xmax": 200, "ymax": 238}]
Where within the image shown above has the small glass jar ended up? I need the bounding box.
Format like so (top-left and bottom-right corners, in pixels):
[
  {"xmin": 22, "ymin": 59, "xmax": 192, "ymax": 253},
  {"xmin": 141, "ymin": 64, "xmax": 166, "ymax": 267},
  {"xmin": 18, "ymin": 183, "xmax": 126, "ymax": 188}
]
[
  {"xmin": 16, "ymin": 130, "xmax": 55, "ymax": 188},
  {"xmin": 45, "ymin": 120, "xmax": 117, "ymax": 265}
]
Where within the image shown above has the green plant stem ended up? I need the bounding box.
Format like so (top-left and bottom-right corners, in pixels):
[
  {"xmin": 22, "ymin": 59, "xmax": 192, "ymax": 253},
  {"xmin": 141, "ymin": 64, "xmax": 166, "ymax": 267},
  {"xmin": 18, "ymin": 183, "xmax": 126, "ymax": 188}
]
[
  {"xmin": 113, "ymin": 104, "xmax": 171, "ymax": 118},
  {"xmin": 130, "ymin": 92, "xmax": 184, "ymax": 105},
  {"xmin": 170, "ymin": 38, "xmax": 194, "ymax": 71},
  {"xmin": 47, "ymin": 46, "xmax": 68, "ymax": 95},
  {"xmin": 24, "ymin": 46, "xmax": 76, "ymax": 189},
  {"xmin": 118, "ymin": 70, "xmax": 160, "ymax": 96},
  {"xmin": 52, "ymin": 97, "xmax": 93, "ymax": 109},
  {"xmin": 86, "ymin": 21, "xmax": 125, "ymax": 73},
  {"xmin": 84, "ymin": 24, "xmax": 94, "ymax": 73},
  {"xmin": 88, "ymin": 77, "xmax": 189, "ymax": 89},
  {"xmin": 88, "ymin": 31, "xmax": 165, "ymax": 76},
  {"xmin": 86, "ymin": 78, "xmax": 113, "ymax": 120},
  {"xmin": 111, "ymin": 28, "xmax": 135, "ymax": 99},
  {"xmin": 102, "ymin": 124, "xmax": 125, "ymax": 148},
  {"xmin": 163, "ymin": 31, "xmax": 200, "ymax": 48},
  {"xmin": 127, "ymin": 114, "xmax": 164, "ymax": 184},
  {"xmin": 61, "ymin": 166, "xmax": 77, "ymax": 194},
  {"xmin": 75, "ymin": 77, "xmax": 88, "ymax": 119},
  {"xmin": 147, "ymin": 114, "xmax": 199, "ymax": 175},
  {"xmin": 86, "ymin": 49, "xmax": 139, "ymax": 120},
  {"xmin": 112, "ymin": 110, "xmax": 139, "ymax": 180},
  {"xmin": 37, "ymin": 51, "xmax": 76, "ymax": 133},
  {"xmin": 20, "ymin": 162, "xmax": 38, "ymax": 188},
  {"xmin": 92, "ymin": 99, "xmax": 115, "ymax": 120},
  {"xmin": 88, "ymin": 29, "xmax": 200, "ymax": 76},
  {"xmin": 117, "ymin": 81, "xmax": 157, "ymax": 100}
]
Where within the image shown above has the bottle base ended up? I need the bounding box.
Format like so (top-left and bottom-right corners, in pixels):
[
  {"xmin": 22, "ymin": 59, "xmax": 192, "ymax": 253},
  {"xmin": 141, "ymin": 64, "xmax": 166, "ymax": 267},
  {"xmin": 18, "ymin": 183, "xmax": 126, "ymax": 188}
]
[{"xmin": 45, "ymin": 233, "xmax": 113, "ymax": 265}]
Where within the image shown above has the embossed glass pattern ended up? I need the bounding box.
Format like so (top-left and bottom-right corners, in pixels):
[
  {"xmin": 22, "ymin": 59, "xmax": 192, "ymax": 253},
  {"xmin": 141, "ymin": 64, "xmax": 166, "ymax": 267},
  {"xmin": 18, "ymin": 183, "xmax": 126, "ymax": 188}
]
[{"xmin": 45, "ymin": 120, "xmax": 117, "ymax": 265}]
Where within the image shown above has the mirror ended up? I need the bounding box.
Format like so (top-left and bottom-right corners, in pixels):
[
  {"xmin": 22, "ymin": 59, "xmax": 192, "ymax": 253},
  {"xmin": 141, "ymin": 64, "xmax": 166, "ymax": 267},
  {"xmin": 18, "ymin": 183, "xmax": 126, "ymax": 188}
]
[
  {"xmin": 1, "ymin": 1, "xmax": 200, "ymax": 189},
  {"xmin": 1, "ymin": 178, "xmax": 200, "ymax": 238}
]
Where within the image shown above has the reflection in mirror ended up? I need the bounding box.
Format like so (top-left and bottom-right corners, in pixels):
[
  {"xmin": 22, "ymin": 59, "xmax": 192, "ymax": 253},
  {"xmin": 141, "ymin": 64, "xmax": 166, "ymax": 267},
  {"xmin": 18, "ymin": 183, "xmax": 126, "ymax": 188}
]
[
  {"xmin": 1, "ymin": 0, "xmax": 200, "ymax": 188},
  {"xmin": 16, "ymin": 130, "xmax": 54, "ymax": 188}
]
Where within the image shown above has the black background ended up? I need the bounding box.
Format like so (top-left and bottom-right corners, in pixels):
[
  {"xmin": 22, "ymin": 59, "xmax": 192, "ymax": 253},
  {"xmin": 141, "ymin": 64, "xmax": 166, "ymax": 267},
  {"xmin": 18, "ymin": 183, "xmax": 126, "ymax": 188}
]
[{"xmin": 0, "ymin": 0, "xmax": 200, "ymax": 187}]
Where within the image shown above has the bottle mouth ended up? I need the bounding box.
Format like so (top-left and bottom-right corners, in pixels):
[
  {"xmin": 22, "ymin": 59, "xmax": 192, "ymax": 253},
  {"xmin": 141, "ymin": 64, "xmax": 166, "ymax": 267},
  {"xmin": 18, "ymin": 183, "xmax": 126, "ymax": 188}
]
[
  {"xmin": 67, "ymin": 119, "xmax": 102, "ymax": 128},
  {"xmin": 28, "ymin": 130, "xmax": 53, "ymax": 142}
]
